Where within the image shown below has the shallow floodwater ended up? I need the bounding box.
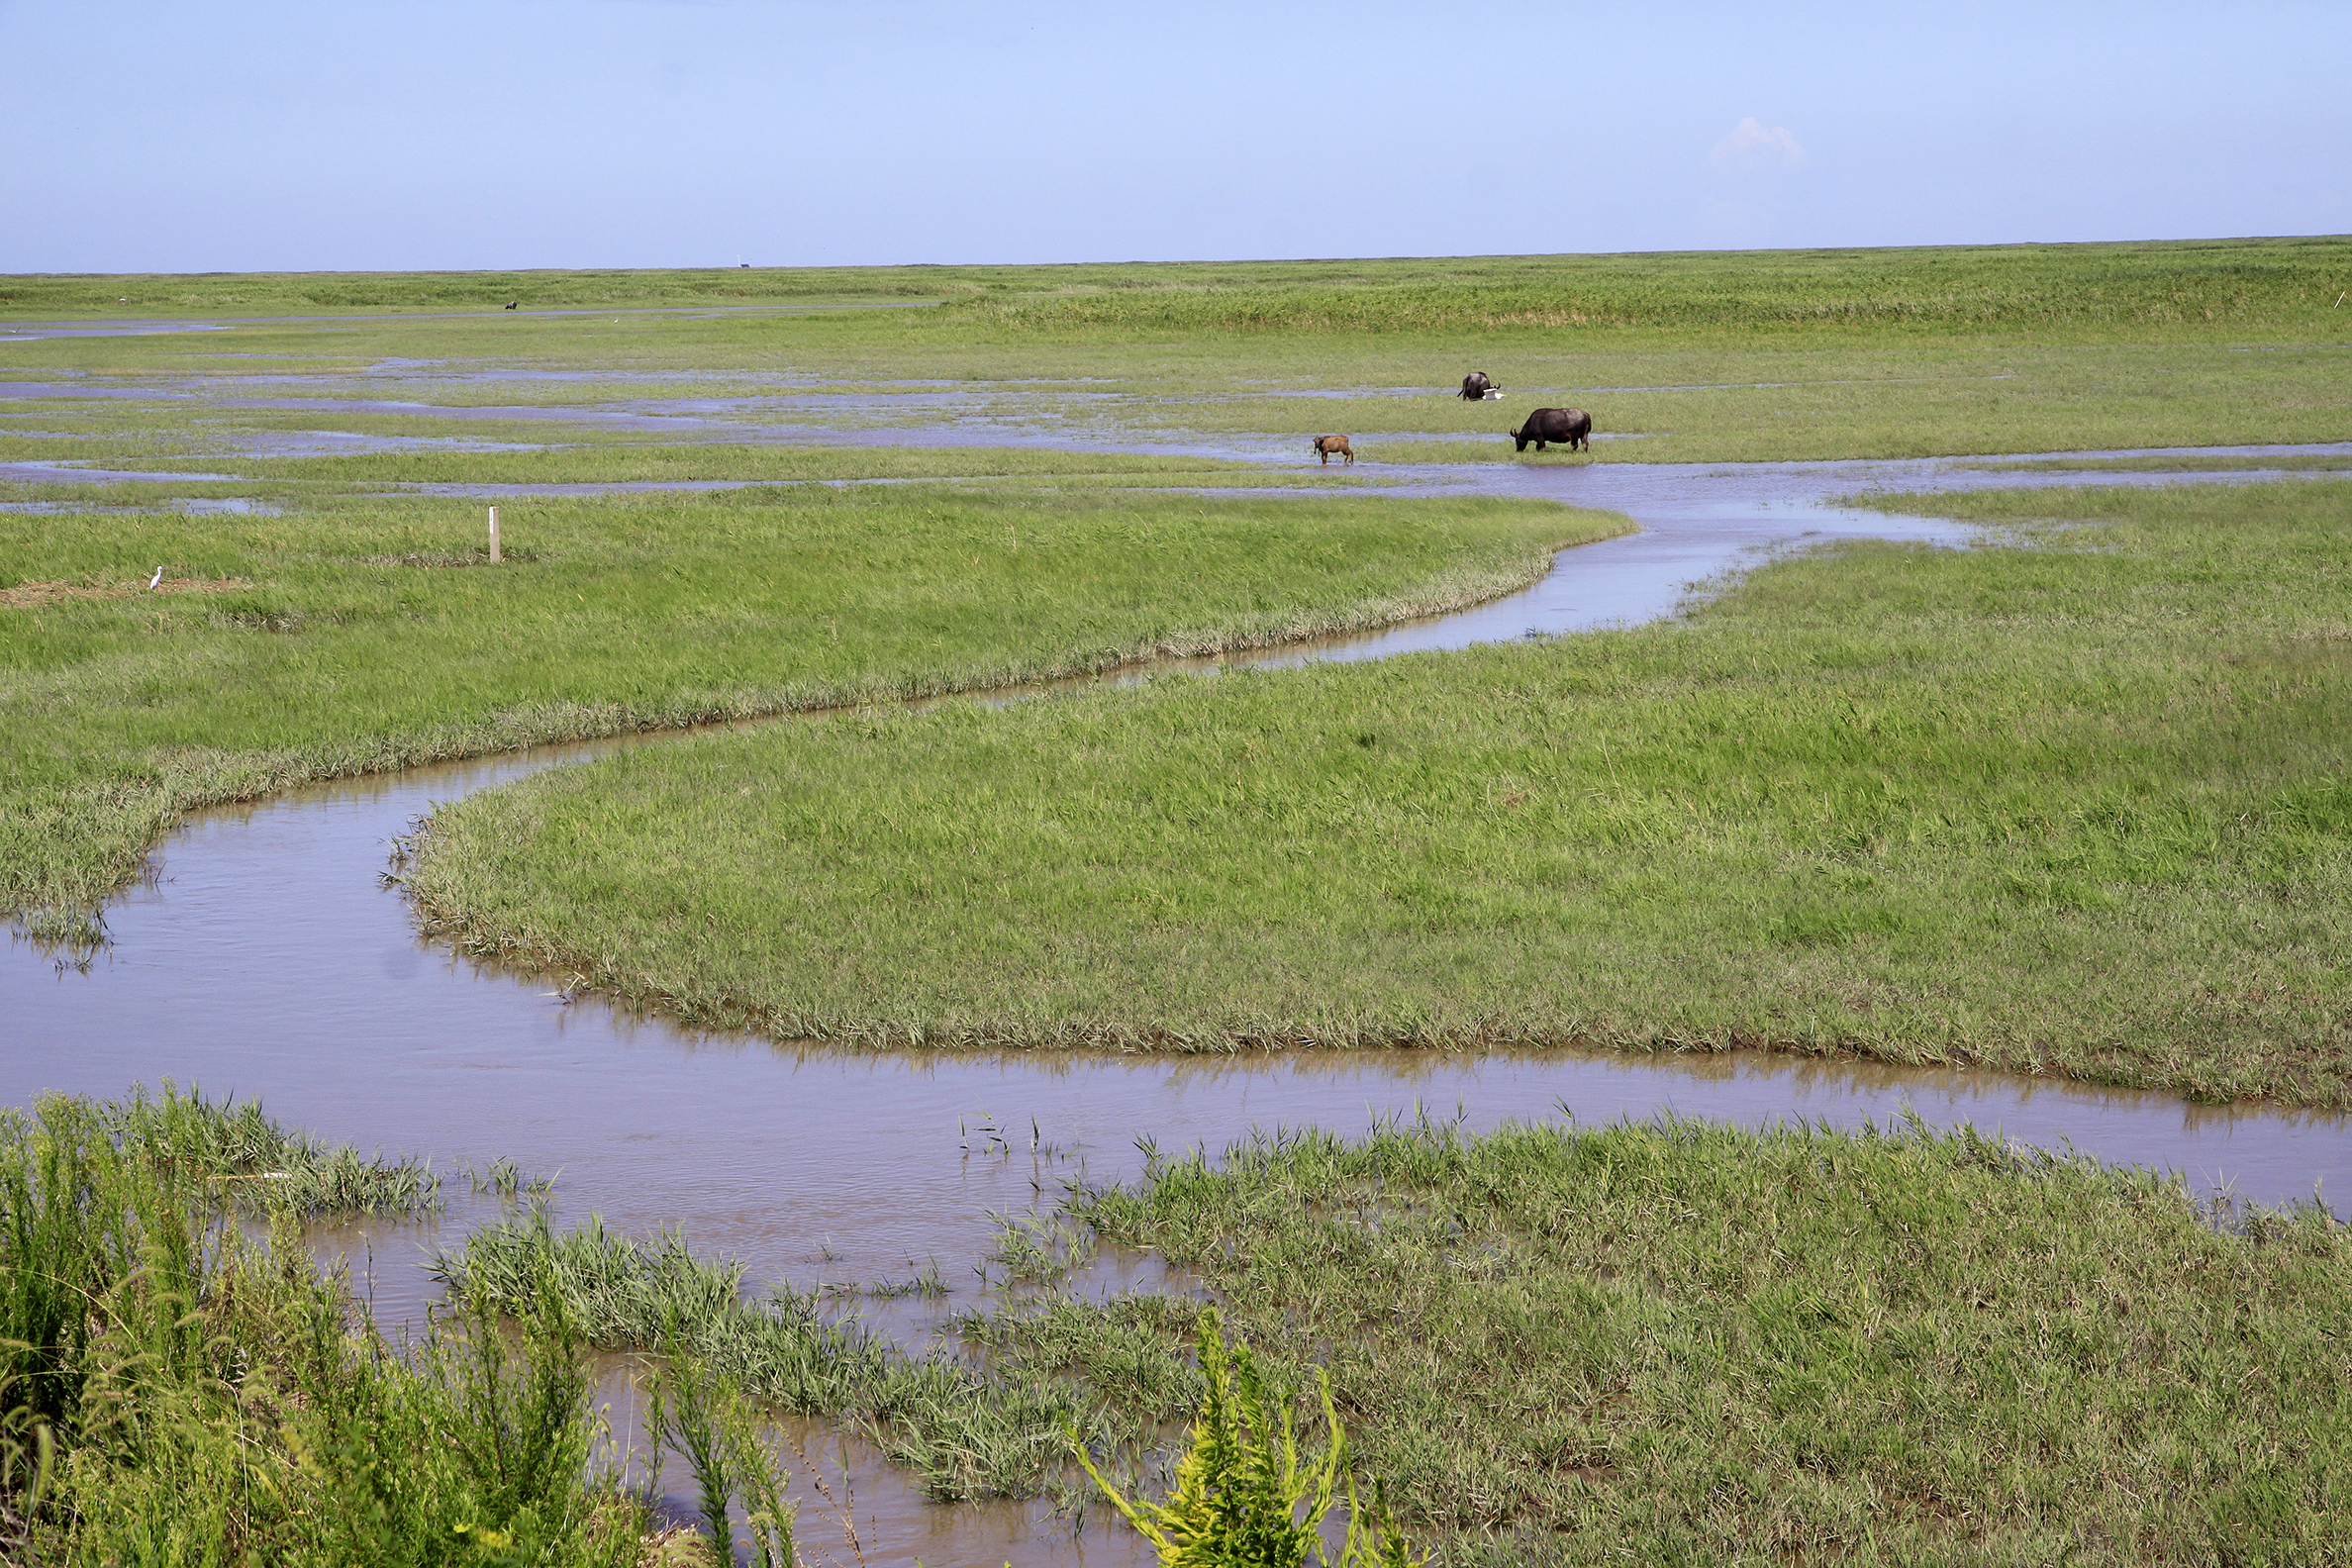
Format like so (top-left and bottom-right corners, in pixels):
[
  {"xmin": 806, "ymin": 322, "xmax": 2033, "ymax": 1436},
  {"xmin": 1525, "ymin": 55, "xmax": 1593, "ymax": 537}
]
[{"xmin": 7, "ymin": 442, "xmax": 2351, "ymax": 1563}]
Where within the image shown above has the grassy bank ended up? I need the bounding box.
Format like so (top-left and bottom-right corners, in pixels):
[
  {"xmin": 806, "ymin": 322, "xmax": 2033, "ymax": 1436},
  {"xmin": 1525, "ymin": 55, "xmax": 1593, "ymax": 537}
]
[
  {"xmin": 2, "ymin": 484, "xmax": 1608, "ymax": 929},
  {"xmin": 995, "ymin": 1115, "xmax": 2352, "ymax": 1566},
  {"xmin": 404, "ymin": 478, "xmax": 2352, "ymax": 1104}
]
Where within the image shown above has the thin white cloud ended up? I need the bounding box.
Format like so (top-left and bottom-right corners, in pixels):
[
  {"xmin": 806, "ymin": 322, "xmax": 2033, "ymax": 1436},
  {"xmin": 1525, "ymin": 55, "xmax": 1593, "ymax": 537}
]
[{"xmin": 1711, "ymin": 117, "xmax": 1806, "ymax": 175}]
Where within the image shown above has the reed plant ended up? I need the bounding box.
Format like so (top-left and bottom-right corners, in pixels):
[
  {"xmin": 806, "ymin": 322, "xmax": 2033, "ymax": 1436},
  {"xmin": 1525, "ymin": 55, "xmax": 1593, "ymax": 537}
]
[
  {"xmin": 1070, "ymin": 1308, "xmax": 1417, "ymax": 1568},
  {"xmin": 645, "ymin": 1338, "xmax": 798, "ymax": 1568}
]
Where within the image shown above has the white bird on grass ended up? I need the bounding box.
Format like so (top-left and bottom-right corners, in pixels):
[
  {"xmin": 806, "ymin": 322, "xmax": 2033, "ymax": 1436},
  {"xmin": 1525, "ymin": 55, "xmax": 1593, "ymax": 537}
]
[{"xmin": 147, "ymin": 566, "xmax": 163, "ymax": 591}]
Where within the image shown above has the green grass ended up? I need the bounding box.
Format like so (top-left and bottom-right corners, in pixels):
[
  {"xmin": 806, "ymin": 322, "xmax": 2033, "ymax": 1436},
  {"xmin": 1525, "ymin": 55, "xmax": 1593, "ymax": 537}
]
[
  {"xmin": 8, "ymin": 238, "xmax": 2349, "ymax": 968},
  {"xmin": 402, "ymin": 479, "xmax": 2352, "ymax": 1105},
  {"xmin": 988, "ymin": 1114, "xmax": 2352, "ymax": 1567},
  {"xmin": 2, "ymin": 484, "xmax": 1606, "ymax": 927},
  {"xmin": 125, "ymin": 445, "xmax": 1263, "ymax": 486}
]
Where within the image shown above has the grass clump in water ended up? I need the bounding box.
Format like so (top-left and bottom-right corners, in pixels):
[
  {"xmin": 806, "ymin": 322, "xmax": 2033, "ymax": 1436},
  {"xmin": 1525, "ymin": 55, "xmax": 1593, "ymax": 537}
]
[
  {"xmin": 435, "ymin": 1208, "xmax": 1119, "ymax": 1502},
  {"xmin": 8, "ymin": 1082, "xmax": 443, "ymax": 1220}
]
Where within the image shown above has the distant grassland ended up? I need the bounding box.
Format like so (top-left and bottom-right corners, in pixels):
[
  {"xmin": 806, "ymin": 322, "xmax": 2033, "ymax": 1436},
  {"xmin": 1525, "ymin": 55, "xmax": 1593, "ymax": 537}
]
[
  {"xmin": 0, "ymin": 484, "xmax": 1611, "ymax": 928},
  {"xmin": 404, "ymin": 479, "xmax": 2352, "ymax": 1106},
  {"xmin": 8, "ymin": 236, "xmax": 2346, "ymax": 333}
]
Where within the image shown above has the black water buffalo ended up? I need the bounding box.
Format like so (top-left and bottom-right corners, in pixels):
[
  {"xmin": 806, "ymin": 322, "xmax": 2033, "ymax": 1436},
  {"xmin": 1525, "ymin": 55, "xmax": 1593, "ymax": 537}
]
[
  {"xmin": 1459, "ymin": 370, "xmax": 1495, "ymax": 401},
  {"xmin": 1510, "ymin": 407, "xmax": 1592, "ymax": 452},
  {"xmin": 1312, "ymin": 435, "xmax": 1355, "ymax": 465}
]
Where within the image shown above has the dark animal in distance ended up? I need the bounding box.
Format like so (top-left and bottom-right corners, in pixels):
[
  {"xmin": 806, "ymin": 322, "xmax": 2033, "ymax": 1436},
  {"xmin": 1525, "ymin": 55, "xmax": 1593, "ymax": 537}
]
[
  {"xmin": 1459, "ymin": 370, "xmax": 1494, "ymax": 401},
  {"xmin": 504, "ymin": 301, "xmax": 519, "ymax": 310},
  {"xmin": 1510, "ymin": 407, "xmax": 1592, "ymax": 452},
  {"xmin": 1312, "ymin": 435, "xmax": 1355, "ymax": 465}
]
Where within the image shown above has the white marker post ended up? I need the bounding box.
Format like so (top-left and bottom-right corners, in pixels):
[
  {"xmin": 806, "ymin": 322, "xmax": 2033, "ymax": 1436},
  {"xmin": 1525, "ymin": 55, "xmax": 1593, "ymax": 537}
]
[{"xmin": 488, "ymin": 506, "xmax": 502, "ymax": 564}]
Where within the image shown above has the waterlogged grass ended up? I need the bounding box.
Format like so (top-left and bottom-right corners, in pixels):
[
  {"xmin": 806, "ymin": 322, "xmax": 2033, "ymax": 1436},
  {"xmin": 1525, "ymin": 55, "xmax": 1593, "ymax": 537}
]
[
  {"xmin": 0, "ymin": 1093, "xmax": 643, "ymax": 1565},
  {"xmin": 5, "ymin": 1083, "xmax": 443, "ymax": 1221},
  {"xmin": 995, "ymin": 1116, "xmax": 2352, "ymax": 1567},
  {"xmin": 405, "ymin": 479, "xmax": 2352, "ymax": 1104},
  {"xmin": 434, "ymin": 1210, "xmax": 1118, "ymax": 1503},
  {"xmin": 3, "ymin": 484, "xmax": 1602, "ymax": 926}
]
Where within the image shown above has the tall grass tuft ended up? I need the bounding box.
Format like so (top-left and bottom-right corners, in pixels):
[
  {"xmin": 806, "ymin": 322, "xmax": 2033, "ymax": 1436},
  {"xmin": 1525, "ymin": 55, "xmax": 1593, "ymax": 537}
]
[{"xmin": 647, "ymin": 1337, "xmax": 798, "ymax": 1568}]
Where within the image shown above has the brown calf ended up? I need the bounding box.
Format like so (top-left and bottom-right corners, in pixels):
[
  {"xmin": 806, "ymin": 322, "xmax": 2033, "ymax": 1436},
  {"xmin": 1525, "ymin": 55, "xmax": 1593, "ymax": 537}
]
[{"xmin": 1312, "ymin": 435, "xmax": 1355, "ymax": 465}]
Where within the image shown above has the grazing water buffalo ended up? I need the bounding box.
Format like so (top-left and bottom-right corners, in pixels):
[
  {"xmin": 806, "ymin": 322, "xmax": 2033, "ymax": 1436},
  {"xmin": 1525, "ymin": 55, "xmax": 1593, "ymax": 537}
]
[
  {"xmin": 1459, "ymin": 370, "xmax": 1495, "ymax": 401},
  {"xmin": 1510, "ymin": 407, "xmax": 1592, "ymax": 452},
  {"xmin": 1312, "ymin": 435, "xmax": 1355, "ymax": 465}
]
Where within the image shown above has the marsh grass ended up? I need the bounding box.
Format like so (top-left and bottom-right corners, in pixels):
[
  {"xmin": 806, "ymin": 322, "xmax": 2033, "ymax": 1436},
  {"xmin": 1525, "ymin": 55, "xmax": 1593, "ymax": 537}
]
[
  {"xmin": 998, "ymin": 1114, "xmax": 2352, "ymax": 1566},
  {"xmin": 4, "ymin": 483, "xmax": 1605, "ymax": 927},
  {"xmin": 8, "ymin": 1083, "xmax": 443, "ymax": 1221},
  {"xmin": 404, "ymin": 479, "xmax": 2352, "ymax": 1104},
  {"xmin": 19, "ymin": 1085, "xmax": 2351, "ymax": 1565}
]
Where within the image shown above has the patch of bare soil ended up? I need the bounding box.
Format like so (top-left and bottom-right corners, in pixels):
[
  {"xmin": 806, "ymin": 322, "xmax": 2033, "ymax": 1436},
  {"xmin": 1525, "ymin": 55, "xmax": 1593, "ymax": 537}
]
[{"xmin": 0, "ymin": 574, "xmax": 251, "ymax": 608}]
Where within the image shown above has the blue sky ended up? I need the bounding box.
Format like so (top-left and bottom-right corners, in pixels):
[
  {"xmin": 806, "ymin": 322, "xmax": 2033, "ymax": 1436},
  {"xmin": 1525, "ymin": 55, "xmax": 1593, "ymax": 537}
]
[{"xmin": 5, "ymin": 0, "xmax": 2346, "ymax": 272}]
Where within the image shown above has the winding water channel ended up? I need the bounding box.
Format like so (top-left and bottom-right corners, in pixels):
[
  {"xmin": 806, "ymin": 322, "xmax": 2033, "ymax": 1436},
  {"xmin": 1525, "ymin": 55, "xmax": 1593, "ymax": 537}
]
[{"xmin": 7, "ymin": 440, "xmax": 2350, "ymax": 1562}]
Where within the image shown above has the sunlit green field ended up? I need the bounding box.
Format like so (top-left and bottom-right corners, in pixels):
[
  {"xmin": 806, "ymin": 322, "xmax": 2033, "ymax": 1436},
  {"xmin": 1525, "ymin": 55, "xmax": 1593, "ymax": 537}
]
[{"xmin": 9, "ymin": 241, "xmax": 2352, "ymax": 1568}]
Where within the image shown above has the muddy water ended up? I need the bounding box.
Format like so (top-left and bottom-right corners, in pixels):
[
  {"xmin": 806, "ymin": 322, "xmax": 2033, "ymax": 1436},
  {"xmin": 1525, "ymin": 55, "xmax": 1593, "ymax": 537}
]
[{"xmin": 7, "ymin": 444, "xmax": 2352, "ymax": 1563}]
